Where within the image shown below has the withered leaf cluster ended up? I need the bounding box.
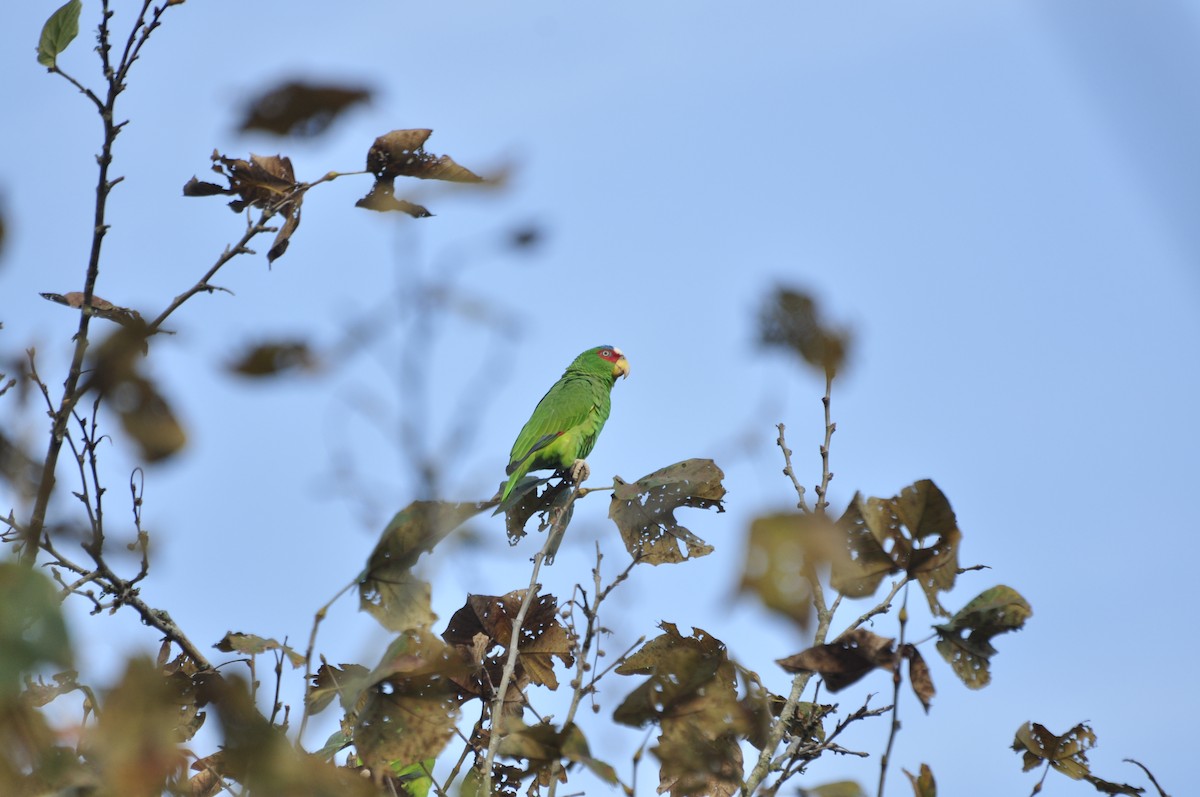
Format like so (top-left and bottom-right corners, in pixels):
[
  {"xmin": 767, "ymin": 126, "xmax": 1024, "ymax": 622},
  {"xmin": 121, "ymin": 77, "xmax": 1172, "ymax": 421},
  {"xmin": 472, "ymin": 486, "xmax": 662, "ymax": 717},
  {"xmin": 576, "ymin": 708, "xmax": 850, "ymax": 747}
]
[
  {"xmin": 614, "ymin": 623, "xmax": 774, "ymax": 797},
  {"xmin": 441, "ymin": 590, "xmax": 576, "ymax": 700},
  {"xmin": 833, "ymin": 480, "xmax": 962, "ymax": 616},
  {"xmin": 740, "ymin": 479, "xmax": 963, "ymax": 630},
  {"xmin": 184, "ymin": 152, "xmax": 303, "ymax": 263},
  {"xmin": 1013, "ymin": 722, "xmax": 1144, "ymax": 795}
]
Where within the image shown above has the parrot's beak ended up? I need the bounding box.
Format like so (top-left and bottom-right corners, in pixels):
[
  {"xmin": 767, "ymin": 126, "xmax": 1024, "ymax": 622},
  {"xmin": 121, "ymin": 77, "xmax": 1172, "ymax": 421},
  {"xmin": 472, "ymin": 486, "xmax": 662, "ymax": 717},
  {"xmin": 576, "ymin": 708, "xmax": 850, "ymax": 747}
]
[{"xmin": 613, "ymin": 356, "xmax": 630, "ymax": 380}]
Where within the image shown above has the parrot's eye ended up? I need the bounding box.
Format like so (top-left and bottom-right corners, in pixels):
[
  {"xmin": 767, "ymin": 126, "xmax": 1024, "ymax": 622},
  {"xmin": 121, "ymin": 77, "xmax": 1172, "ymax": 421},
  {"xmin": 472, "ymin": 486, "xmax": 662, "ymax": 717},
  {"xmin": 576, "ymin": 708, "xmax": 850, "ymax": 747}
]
[{"xmin": 600, "ymin": 349, "xmax": 611, "ymax": 357}]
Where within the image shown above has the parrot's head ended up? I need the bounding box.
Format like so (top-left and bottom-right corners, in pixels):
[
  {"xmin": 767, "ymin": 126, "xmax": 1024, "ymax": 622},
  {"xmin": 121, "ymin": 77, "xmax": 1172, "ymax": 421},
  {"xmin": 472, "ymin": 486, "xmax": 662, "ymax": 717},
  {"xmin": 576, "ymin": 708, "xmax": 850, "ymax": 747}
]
[{"xmin": 590, "ymin": 346, "xmax": 630, "ymax": 381}]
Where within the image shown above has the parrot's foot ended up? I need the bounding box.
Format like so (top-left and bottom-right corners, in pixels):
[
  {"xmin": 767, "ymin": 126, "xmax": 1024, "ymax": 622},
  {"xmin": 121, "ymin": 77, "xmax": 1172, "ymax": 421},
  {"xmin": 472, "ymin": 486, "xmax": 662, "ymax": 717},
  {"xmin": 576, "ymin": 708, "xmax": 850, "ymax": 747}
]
[{"xmin": 569, "ymin": 458, "xmax": 590, "ymax": 486}]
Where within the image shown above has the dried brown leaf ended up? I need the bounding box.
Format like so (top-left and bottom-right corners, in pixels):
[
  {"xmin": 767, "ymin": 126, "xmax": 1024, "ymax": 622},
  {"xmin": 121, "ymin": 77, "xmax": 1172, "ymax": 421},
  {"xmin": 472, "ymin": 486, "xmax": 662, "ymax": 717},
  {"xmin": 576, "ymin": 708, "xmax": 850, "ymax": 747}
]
[
  {"xmin": 354, "ymin": 633, "xmax": 462, "ymax": 779},
  {"xmin": 227, "ymin": 340, "xmax": 316, "ymax": 377},
  {"xmin": 759, "ymin": 286, "xmax": 850, "ymax": 377},
  {"xmin": 776, "ymin": 629, "xmax": 895, "ymax": 692},
  {"xmin": 904, "ymin": 644, "xmax": 935, "ymax": 713},
  {"xmin": 239, "ymin": 81, "xmax": 371, "ymax": 137}
]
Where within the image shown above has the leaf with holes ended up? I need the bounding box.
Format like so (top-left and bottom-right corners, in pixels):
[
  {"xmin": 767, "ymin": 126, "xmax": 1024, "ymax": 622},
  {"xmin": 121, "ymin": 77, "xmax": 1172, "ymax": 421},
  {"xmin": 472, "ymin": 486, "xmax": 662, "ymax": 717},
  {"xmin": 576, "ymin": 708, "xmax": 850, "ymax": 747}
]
[
  {"xmin": 934, "ymin": 585, "xmax": 1031, "ymax": 689},
  {"xmin": 830, "ymin": 481, "xmax": 961, "ymax": 615},
  {"xmin": 609, "ymin": 459, "xmax": 725, "ymax": 565},
  {"xmin": 354, "ymin": 632, "xmax": 464, "ymax": 781},
  {"xmin": 1012, "ymin": 722, "xmax": 1144, "ymax": 795},
  {"xmin": 776, "ymin": 629, "xmax": 895, "ymax": 692}
]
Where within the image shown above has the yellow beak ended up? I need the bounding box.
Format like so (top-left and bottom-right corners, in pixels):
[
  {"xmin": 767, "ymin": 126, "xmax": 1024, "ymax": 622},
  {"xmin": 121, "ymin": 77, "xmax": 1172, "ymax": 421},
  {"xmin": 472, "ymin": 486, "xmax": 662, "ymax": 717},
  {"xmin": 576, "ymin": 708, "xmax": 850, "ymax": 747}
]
[{"xmin": 613, "ymin": 356, "xmax": 630, "ymax": 380}]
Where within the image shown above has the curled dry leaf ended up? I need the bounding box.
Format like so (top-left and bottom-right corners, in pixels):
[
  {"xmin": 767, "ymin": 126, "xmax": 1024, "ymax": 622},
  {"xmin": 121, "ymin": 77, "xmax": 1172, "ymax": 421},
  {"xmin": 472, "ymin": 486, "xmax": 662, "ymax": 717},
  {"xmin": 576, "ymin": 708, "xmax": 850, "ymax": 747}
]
[
  {"xmin": 365, "ymin": 129, "xmax": 484, "ymax": 183},
  {"xmin": 41, "ymin": 291, "xmax": 145, "ymax": 329},
  {"xmin": 494, "ymin": 718, "xmax": 618, "ymax": 786},
  {"xmin": 88, "ymin": 328, "xmax": 187, "ymax": 462}
]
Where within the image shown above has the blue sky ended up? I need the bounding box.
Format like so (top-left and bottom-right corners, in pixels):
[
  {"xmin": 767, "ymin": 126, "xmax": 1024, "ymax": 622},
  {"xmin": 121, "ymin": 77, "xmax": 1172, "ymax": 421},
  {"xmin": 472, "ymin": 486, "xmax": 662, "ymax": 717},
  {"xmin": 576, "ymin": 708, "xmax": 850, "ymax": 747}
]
[{"xmin": 3, "ymin": 1, "xmax": 1198, "ymax": 794}]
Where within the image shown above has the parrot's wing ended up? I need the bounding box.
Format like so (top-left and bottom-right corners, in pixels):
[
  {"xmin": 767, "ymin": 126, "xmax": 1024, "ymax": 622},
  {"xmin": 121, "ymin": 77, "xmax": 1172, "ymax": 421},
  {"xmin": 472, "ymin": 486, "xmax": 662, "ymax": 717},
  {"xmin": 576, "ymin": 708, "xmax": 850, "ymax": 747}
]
[{"xmin": 507, "ymin": 377, "xmax": 601, "ymax": 472}]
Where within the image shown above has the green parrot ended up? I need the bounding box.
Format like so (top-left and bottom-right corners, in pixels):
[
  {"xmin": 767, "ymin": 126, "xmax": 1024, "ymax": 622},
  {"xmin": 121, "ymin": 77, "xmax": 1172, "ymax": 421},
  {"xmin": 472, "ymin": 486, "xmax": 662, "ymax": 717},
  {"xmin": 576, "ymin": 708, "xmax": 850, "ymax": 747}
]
[{"xmin": 500, "ymin": 345, "xmax": 630, "ymax": 503}]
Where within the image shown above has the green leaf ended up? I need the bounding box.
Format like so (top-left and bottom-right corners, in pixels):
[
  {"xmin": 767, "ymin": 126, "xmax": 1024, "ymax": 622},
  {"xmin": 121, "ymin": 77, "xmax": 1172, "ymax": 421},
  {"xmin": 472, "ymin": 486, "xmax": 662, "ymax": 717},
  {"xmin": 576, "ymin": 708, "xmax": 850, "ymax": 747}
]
[
  {"xmin": 0, "ymin": 563, "xmax": 72, "ymax": 699},
  {"xmin": 37, "ymin": 0, "xmax": 82, "ymax": 68},
  {"xmin": 934, "ymin": 585, "xmax": 1031, "ymax": 689}
]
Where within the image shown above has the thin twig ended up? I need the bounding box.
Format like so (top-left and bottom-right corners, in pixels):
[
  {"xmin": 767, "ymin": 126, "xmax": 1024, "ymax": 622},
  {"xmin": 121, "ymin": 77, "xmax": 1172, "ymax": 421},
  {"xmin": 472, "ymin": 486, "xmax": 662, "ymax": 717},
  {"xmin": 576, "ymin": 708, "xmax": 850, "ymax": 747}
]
[
  {"xmin": 23, "ymin": 0, "xmax": 180, "ymax": 564},
  {"xmin": 296, "ymin": 578, "xmax": 357, "ymax": 746},
  {"xmin": 876, "ymin": 586, "xmax": 909, "ymax": 797},
  {"xmin": 480, "ymin": 500, "xmax": 569, "ymax": 793},
  {"xmin": 815, "ymin": 371, "xmax": 836, "ymax": 514},
  {"xmin": 776, "ymin": 423, "xmax": 811, "ymax": 513}
]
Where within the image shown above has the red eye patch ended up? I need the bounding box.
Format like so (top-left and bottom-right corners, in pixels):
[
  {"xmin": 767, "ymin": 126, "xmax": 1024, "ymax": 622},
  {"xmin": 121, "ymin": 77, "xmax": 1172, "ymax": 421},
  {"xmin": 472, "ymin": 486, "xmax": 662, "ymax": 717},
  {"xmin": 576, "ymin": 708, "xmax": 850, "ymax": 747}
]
[{"xmin": 596, "ymin": 347, "xmax": 623, "ymax": 362}]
